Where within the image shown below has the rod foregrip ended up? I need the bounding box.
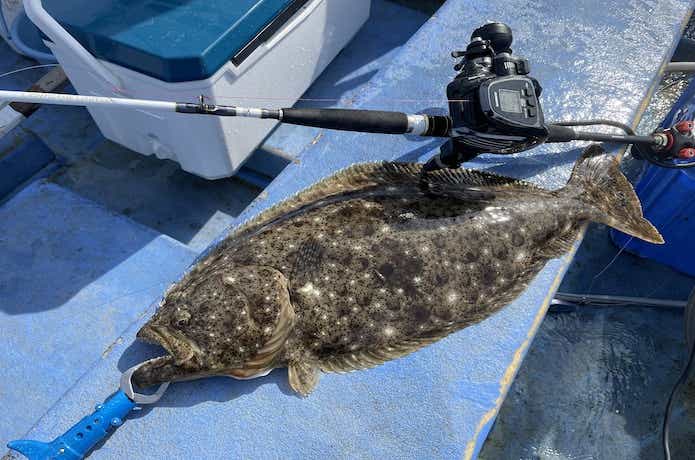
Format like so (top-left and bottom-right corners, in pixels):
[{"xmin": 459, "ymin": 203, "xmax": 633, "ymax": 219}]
[{"xmin": 280, "ymin": 108, "xmax": 410, "ymax": 134}]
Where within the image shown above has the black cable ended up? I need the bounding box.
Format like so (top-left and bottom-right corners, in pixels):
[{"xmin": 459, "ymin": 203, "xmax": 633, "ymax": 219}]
[{"xmin": 662, "ymin": 338, "xmax": 695, "ymax": 460}]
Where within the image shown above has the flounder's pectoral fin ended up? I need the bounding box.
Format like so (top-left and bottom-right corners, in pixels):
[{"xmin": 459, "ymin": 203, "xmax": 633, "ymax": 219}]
[{"xmin": 288, "ymin": 360, "xmax": 320, "ymax": 397}]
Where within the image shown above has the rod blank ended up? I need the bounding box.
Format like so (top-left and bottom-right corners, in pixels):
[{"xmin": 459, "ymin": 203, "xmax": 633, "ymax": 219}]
[{"xmin": 0, "ymin": 90, "xmax": 177, "ymax": 111}]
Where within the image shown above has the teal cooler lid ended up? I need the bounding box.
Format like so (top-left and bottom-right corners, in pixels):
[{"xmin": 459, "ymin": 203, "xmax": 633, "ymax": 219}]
[{"xmin": 42, "ymin": 0, "xmax": 307, "ymax": 83}]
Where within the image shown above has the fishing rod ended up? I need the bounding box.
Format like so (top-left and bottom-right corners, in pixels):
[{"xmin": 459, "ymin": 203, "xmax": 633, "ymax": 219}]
[{"xmin": 0, "ymin": 22, "xmax": 691, "ymax": 170}]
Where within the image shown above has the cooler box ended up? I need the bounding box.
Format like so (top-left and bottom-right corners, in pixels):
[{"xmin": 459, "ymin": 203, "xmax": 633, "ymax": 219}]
[
  {"xmin": 32, "ymin": 0, "xmax": 370, "ymax": 179},
  {"xmin": 611, "ymin": 80, "xmax": 695, "ymax": 276}
]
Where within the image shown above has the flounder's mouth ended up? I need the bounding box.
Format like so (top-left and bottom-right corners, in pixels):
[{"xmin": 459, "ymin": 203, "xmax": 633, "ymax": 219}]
[{"xmin": 136, "ymin": 325, "xmax": 199, "ymax": 364}]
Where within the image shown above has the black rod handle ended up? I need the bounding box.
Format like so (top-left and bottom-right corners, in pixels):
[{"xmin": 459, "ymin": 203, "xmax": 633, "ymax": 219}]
[{"xmin": 281, "ymin": 108, "xmax": 410, "ymax": 134}]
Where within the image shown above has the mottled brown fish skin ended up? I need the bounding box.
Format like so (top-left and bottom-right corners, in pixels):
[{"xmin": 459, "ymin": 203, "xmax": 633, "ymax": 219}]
[{"xmin": 133, "ymin": 145, "xmax": 662, "ymax": 395}]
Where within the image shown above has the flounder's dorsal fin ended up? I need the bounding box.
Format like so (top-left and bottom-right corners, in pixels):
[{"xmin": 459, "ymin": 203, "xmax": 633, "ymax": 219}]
[
  {"xmin": 231, "ymin": 162, "xmax": 423, "ymax": 238},
  {"xmin": 318, "ymin": 326, "xmax": 458, "ymax": 374},
  {"xmin": 231, "ymin": 162, "xmax": 542, "ymax": 239},
  {"xmin": 538, "ymin": 231, "xmax": 581, "ymax": 259},
  {"xmin": 421, "ymin": 165, "xmax": 545, "ymax": 201}
]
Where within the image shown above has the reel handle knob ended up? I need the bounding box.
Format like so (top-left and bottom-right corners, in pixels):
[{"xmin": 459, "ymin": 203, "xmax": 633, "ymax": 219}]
[
  {"xmin": 674, "ymin": 120, "xmax": 694, "ymax": 135},
  {"xmin": 678, "ymin": 147, "xmax": 695, "ymax": 160}
]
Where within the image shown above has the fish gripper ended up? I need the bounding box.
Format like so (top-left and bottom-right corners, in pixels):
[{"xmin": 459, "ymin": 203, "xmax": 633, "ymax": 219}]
[
  {"xmin": 7, "ymin": 361, "xmax": 169, "ymax": 460},
  {"xmin": 7, "ymin": 390, "xmax": 136, "ymax": 460}
]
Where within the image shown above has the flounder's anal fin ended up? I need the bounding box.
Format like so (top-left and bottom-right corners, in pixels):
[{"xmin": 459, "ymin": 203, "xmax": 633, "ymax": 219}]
[
  {"xmin": 288, "ymin": 360, "xmax": 320, "ymax": 396},
  {"xmin": 224, "ymin": 266, "xmax": 296, "ymax": 379},
  {"xmin": 318, "ymin": 327, "xmax": 458, "ymax": 375}
]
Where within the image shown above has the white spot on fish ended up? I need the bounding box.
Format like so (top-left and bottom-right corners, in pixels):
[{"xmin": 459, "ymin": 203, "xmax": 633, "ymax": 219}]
[
  {"xmin": 381, "ymin": 225, "xmax": 391, "ymax": 233},
  {"xmin": 447, "ymin": 291, "xmax": 459, "ymax": 303},
  {"xmin": 396, "ymin": 288, "xmax": 404, "ymax": 294},
  {"xmin": 223, "ymin": 276, "xmax": 236, "ymax": 284},
  {"xmin": 384, "ymin": 326, "xmax": 395, "ymax": 337},
  {"xmin": 298, "ymin": 282, "xmax": 321, "ymax": 297},
  {"xmin": 413, "ymin": 276, "xmax": 422, "ymax": 284}
]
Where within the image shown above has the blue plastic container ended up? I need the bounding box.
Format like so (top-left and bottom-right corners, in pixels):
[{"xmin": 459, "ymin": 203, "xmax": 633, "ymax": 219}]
[{"xmin": 611, "ymin": 80, "xmax": 695, "ymax": 276}]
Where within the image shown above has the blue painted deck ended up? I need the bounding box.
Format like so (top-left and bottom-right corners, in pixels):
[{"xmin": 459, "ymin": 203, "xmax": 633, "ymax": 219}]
[
  {"xmin": 0, "ymin": 181, "xmax": 196, "ymax": 447},
  {"xmin": 0, "ymin": 0, "xmax": 692, "ymax": 458}
]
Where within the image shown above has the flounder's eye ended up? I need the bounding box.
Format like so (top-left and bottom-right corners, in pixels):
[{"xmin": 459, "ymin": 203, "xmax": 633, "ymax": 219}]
[{"xmin": 172, "ymin": 308, "xmax": 191, "ymax": 328}]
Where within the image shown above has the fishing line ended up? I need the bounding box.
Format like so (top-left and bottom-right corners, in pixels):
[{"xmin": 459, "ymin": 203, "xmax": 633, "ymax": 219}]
[
  {"xmin": 0, "ymin": 62, "xmax": 59, "ymax": 79},
  {"xmin": 582, "ymin": 168, "xmax": 659, "ymax": 295}
]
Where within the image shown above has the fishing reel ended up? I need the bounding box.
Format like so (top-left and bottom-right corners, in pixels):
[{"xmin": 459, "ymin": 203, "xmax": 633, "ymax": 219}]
[
  {"xmin": 428, "ymin": 23, "xmax": 549, "ymax": 170},
  {"xmin": 425, "ymin": 23, "xmax": 695, "ymax": 171}
]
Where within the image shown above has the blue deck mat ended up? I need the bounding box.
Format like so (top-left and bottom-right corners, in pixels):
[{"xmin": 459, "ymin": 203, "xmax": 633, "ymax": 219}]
[
  {"xmin": 0, "ymin": 182, "xmax": 197, "ymax": 448},
  {"xmin": 4, "ymin": 0, "xmax": 692, "ymax": 458}
]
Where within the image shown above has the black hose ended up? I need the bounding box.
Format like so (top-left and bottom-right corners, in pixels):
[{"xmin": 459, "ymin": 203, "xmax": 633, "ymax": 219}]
[
  {"xmin": 662, "ymin": 287, "xmax": 695, "ymax": 460},
  {"xmin": 662, "ymin": 338, "xmax": 695, "ymax": 460}
]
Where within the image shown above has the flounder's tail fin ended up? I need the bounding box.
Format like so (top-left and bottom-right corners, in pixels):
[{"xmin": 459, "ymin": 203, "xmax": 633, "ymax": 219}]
[{"xmin": 565, "ymin": 144, "xmax": 664, "ymax": 244}]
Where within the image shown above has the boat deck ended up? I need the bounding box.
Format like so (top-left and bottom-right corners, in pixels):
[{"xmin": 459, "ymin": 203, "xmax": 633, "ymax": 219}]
[{"xmin": 1, "ymin": 0, "xmax": 694, "ymax": 458}]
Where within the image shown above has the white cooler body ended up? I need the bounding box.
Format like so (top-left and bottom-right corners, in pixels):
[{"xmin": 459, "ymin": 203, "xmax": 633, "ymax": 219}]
[{"xmin": 41, "ymin": 0, "xmax": 370, "ymax": 179}]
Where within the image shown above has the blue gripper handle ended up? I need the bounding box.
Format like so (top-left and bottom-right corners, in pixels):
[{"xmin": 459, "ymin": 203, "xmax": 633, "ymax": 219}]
[{"xmin": 8, "ymin": 390, "xmax": 136, "ymax": 460}]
